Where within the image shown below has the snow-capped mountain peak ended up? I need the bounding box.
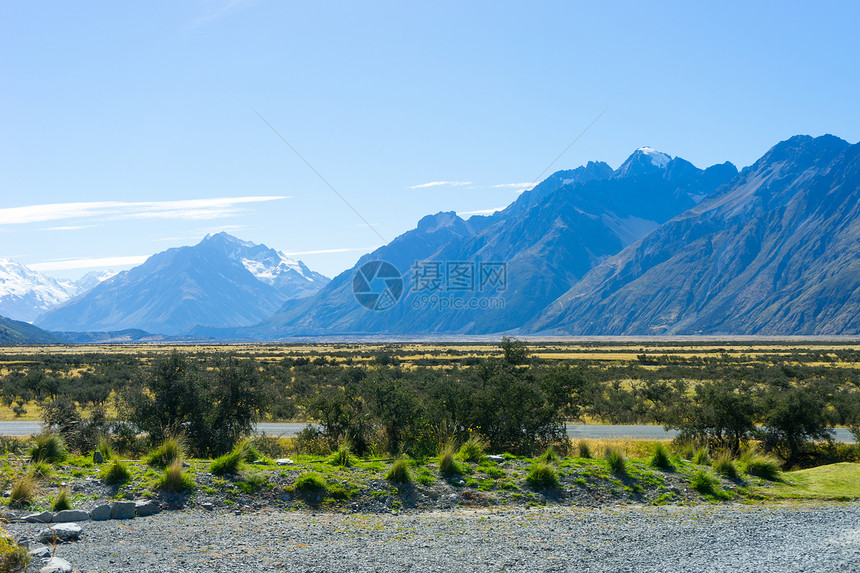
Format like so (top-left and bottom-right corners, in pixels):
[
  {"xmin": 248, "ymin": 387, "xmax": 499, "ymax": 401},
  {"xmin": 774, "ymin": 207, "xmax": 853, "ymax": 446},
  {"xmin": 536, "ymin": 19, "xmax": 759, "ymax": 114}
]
[
  {"xmin": 242, "ymin": 251, "xmax": 313, "ymax": 284},
  {"xmin": 0, "ymin": 258, "xmax": 79, "ymax": 322},
  {"xmin": 635, "ymin": 146, "xmax": 671, "ymax": 168}
]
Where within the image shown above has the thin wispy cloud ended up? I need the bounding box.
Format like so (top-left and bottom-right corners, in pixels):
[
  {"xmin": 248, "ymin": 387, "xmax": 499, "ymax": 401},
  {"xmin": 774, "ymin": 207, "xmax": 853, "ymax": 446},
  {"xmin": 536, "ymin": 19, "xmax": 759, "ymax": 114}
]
[
  {"xmin": 192, "ymin": 0, "xmax": 257, "ymax": 27},
  {"xmin": 30, "ymin": 255, "xmax": 150, "ymax": 271},
  {"xmin": 457, "ymin": 207, "xmax": 506, "ymax": 216},
  {"xmin": 492, "ymin": 182, "xmax": 534, "ymax": 192},
  {"xmin": 42, "ymin": 225, "xmax": 98, "ymax": 231},
  {"xmin": 0, "ymin": 197, "xmax": 288, "ymax": 226},
  {"xmin": 282, "ymin": 247, "xmax": 379, "ymax": 256},
  {"xmin": 409, "ymin": 181, "xmax": 473, "ymax": 189}
]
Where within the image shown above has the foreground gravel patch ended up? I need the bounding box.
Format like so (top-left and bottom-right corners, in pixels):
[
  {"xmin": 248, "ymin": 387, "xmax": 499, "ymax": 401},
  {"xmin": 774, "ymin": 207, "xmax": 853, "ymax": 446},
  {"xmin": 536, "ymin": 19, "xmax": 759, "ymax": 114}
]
[{"xmin": 10, "ymin": 503, "xmax": 860, "ymax": 572}]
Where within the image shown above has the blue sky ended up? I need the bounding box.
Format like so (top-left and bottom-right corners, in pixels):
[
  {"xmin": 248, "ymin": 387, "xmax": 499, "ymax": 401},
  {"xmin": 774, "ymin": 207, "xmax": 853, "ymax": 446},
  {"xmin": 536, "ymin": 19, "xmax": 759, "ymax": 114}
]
[{"xmin": 2, "ymin": 1, "xmax": 859, "ymax": 279}]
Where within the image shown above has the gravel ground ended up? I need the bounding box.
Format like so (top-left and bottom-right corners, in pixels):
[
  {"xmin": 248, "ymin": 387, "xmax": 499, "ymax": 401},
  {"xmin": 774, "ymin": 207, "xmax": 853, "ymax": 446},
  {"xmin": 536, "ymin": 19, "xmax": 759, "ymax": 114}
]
[{"xmin": 9, "ymin": 502, "xmax": 860, "ymax": 572}]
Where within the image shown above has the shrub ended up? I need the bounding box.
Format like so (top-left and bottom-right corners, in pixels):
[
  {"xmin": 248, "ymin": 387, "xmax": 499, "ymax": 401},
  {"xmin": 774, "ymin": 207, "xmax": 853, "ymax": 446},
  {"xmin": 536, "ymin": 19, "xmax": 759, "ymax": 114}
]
[
  {"xmin": 8, "ymin": 476, "xmax": 36, "ymax": 508},
  {"xmin": 576, "ymin": 440, "xmax": 592, "ymax": 459},
  {"xmin": 712, "ymin": 452, "xmax": 738, "ymax": 479},
  {"xmin": 526, "ymin": 462, "xmax": 559, "ymax": 489},
  {"xmin": 604, "ymin": 447, "xmax": 626, "ymax": 475},
  {"xmin": 29, "ymin": 432, "xmax": 67, "ymax": 464},
  {"xmin": 649, "ymin": 443, "xmax": 673, "ymax": 471},
  {"xmin": 145, "ymin": 436, "xmax": 185, "ymax": 468},
  {"xmin": 439, "ymin": 443, "xmax": 460, "ymax": 477},
  {"xmin": 100, "ymin": 459, "xmax": 132, "ymax": 485},
  {"xmin": 293, "ymin": 472, "xmax": 327, "ymax": 492},
  {"xmin": 328, "ymin": 441, "xmax": 354, "ymax": 467},
  {"xmin": 158, "ymin": 459, "xmax": 195, "ymax": 492},
  {"xmin": 0, "ymin": 528, "xmax": 29, "ymax": 573},
  {"xmin": 459, "ymin": 436, "xmax": 487, "ymax": 463},
  {"xmin": 538, "ymin": 445, "xmax": 559, "ymax": 464},
  {"xmin": 743, "ymin": 454, "xmax": 781, "ymax": 481},
  {"xmin": 690, "ymin": 469, "xmax": 719, "ymax": 496},
  {"xmin": 50, "ymin": 488, "xmax": 72, "ymax": 512},
  {"xmin": 386, "ymin": 458, "xmax": 411, "ymax": 484},
  {"xmin": 210, "ymin": 450, "xmax": 243, "ymax": 476}
]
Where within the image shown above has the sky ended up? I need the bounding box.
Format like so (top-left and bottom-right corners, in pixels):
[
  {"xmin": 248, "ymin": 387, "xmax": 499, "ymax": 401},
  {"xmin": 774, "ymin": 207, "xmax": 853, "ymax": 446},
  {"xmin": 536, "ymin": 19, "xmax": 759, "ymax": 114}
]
[{"xmin": 2, "ymin": 1, "xmax": 859, "ymax": 280}]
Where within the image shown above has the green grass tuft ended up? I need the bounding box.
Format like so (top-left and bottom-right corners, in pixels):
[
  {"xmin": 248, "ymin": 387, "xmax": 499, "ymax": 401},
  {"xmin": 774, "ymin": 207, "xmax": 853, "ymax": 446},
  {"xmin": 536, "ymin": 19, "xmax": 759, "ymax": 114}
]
[
  {"xmin": 458, "ymin": 436, "xmax": 487, "ymax": 463},
  {"xmin": 328, "ymin": 441, "xmax": 354, "ymax": 467},
  {"xmin": 28, "ymin": 461, "xmax": 52, "ymax": 480},
  {"xmin": 576, "ymin": 440, "xmax": 592, "ymax": 459},
  {"xmin": 0, "ymin": 528, "xmax": 30, "ymax": 573},
  {"xmin": 692, "ymin": 447, "xmax": 710, "ymax": 466},
  {"xmin": 145, "ymin": 437, "xmax": 185, "ymax": 468},
  {"xmin": 744, "ymin": 454, "xmax": 781, "ymax": 481},
  {"xmin": 293, "ymin": 472, "xmax": 327, "ymax": 492},
  {"xmin": 526, "ymin": 462, "xmax": 559, "ymax": 489},
  {"xmin": 712, "ymin": 452, "xmax": 738, "ymax": 479},
  {"xmin": 538, "ymin": 446, "xmax": 559, "ymax": 464},
  {"xmin": 690, "ymin": 469, "xmax": 720, "ymax": 496},
  {"xmin": 649, "ymin": 442, "xmax": 673, "ymax": 471},
  {"xmin": 158, "ymin": 459, "xmax": 195, "ymax": 492},
  {"xmin": 50, "ymin": 488, "xmax": 72, "ymax": 512},
  {"xmin": 8, "ymin": 475, "xmax": 36, "ymax": 508},
  {"xmin": 29, "ymin": 432, "xmax": 67, "ymax": 464},
  {"xmin": 604, "ymin": 447, "xmax": 627, "ymax": 476},
  {"xmin": 386, "ymin": 458, "xmax": 411, "ymax": 484},
  {"xmin": 100, "ymin": 459, "xmax": 132, "ymax": 485},
  {"xmin": 210, "ymin": 449, "xmax": 243, "ymax": 476},
  {"xmin": 439, "ymin": 442, "xmax": 461, "ymax": 477}
]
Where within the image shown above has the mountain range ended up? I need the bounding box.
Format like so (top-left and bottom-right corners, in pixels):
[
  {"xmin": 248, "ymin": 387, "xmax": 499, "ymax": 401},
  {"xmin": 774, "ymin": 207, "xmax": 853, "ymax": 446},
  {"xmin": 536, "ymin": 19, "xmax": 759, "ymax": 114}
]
[
  {"xmin": 34, "ymin": 233, "xmax": 329, "ymax": 335},
  {"xmin": 3, "ymin": 134, "xmax": 858, "ymax": 340}
]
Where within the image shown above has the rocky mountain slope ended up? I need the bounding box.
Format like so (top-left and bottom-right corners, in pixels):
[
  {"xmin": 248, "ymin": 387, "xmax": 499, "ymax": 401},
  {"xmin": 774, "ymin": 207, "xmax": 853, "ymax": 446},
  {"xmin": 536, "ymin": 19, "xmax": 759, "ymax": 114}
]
[
  {"xmin": 251, "ymin": 148, "xmax": 737, "ymax": 336},
  {"xmin": 528, "ymin": 134, "xmax": 860, "ymax": 335}
]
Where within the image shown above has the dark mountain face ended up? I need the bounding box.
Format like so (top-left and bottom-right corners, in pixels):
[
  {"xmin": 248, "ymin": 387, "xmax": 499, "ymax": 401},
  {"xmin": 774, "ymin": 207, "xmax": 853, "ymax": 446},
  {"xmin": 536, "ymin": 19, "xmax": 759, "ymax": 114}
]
[
  {"xmin": 34, "ymin": 233, "xmax": 329, "ymax": 335},
  {"xmin": 528, "ymin": 134, "xmax": 860, "ymax": 335},
  {"xmin": 0, "ymin": 315, "xmax": 67, "ymax": 345},
  {"xmin": 256, "ymin": 149, "xmax": 737, "ymax": 336}
]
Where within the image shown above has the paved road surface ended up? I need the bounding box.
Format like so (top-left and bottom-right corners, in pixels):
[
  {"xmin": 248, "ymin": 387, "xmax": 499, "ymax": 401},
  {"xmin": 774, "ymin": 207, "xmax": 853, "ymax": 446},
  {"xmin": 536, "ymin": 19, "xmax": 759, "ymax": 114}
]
[{"xmin": 1, "ymin": 421, "xmax": 855, "ymax": 442}]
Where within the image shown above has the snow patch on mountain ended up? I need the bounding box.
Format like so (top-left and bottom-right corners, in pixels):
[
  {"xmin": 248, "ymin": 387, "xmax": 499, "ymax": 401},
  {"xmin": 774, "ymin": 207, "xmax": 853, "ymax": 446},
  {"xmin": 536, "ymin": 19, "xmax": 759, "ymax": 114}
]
[
  {"xmin": 0, "ymin": 259, "xmax": 79, "ymax": 322},
  {"xmin": 636, "ymin": 147, "xmax": 671, "ymax": 168},
  {"xmin": 242, "ymin": 253, "xmax": 312, "ymax": 283}
]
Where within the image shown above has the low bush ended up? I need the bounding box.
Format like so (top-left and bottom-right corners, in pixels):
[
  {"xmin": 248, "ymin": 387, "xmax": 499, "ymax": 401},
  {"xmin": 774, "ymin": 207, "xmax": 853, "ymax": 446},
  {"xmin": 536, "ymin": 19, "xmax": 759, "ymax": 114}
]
[
  {"xmin": 577, "ymin": 440, "xmax": 592, "ymax": 459},
  {"xmin": 50, "ymin": 488, "xmax": 72, "ymax": 512},
  {"xmin": 158, "ymin": 459, "xmax": 195, "ymax": 492},
  {"xmin": 29, "ymin": 433, "xmax": 67, "ymax": 464},
  {"xmin": 386, "ymin": 458, "xmax": 411, "ymax": 484},
  {"xmin": 526, "ymin": 462, "xmax": 559, "ymax": 489},
  {"xmin": 605, "ymin": 447, "xmax": 627, "ymax": 476},
  {"xmin": 712, "ymin": 452, "xmax": 738, "ymax": 479},
  {"xmin": 649, "ymin": 443, "xmax": 673, "ymax": 471},
  {"xmin": 459, "ymin": 436, "xmax": 487, "ymax": 463},
  {"xmin": 293, "ymin": 472, "xmax": 327, "ymax": 492},
  {"xmin": 145, "ymin": 436, "xmax": 185, "ymax": 468},
  {"xmin": 210, "ymin": 450, "xmax": 243, "ymax": 476},
  {"xmin": 8, "ymin": 476, "xmax": 36, "ymax": 508},
  {"xmin": 100, "ymin": 459, "xmax": 132, "ymax": 485}
]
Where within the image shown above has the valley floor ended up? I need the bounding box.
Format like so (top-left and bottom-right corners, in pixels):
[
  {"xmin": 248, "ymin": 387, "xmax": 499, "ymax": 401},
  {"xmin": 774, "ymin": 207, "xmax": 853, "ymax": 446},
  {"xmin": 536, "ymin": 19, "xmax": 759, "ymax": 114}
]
[{"xmin": 9, "ymin": 502, "xmax": 860, "ymax": 572}]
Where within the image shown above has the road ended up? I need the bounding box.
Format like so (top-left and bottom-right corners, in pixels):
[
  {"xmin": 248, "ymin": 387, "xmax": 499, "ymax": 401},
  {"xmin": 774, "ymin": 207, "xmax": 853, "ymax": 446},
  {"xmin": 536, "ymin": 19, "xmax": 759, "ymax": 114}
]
[{"xmin": 1, "ymin": 420, "xmax": 855, "ymax": 442}]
